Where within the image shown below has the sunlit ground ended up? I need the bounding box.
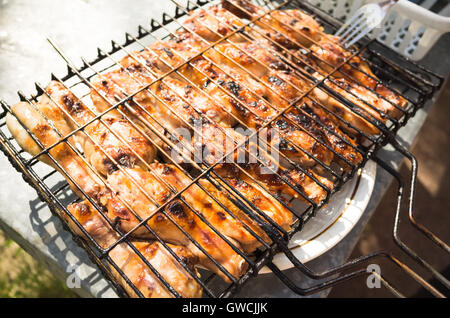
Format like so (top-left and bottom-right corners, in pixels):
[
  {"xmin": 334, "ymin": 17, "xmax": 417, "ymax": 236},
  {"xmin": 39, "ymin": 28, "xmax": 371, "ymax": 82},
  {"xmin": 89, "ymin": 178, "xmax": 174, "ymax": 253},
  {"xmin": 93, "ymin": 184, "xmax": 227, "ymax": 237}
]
[{"xmin": 0, "ymin": 231, "xmax": 77, "ymax": 298}]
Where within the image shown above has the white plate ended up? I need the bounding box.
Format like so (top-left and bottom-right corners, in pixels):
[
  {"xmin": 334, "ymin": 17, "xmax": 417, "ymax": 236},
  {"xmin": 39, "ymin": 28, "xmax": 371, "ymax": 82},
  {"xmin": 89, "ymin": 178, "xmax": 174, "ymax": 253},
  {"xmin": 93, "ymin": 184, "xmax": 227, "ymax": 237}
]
[{"xmin": 260, "ymin": 160, "xmax": 377, "ymax": 273}]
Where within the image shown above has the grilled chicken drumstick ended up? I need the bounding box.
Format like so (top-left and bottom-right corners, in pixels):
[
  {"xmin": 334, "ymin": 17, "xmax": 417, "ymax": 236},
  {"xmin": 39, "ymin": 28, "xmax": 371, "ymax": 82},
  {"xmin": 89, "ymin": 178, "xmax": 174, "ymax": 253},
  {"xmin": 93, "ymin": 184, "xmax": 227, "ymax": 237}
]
[
  {"xmin": 6, "ymin": 85, "xmax": 248, "ymax": 282},
  {"xmin": 63, "ymin": 78, "xmax": 295, "ymax": 253},
  {"xmin": 150, "ymin": 162, "xmax": 294, "ymax": 252},
  {"xmin": 142, "ymin": 3, "xmax": 361, "ymax": 168},
  {"xmin": 6, "ymin": 1, "xmax": 398, "ymax": 297},
  {"xmin": 90, "ymin": 43, "xmax": 335, "ymax": 203},
  {"xmin": 6, "ymin": 100, "xmax": 102, "ymax": 198},
  {"xmin": 102, "ymin": 166, "xmax": 248, "ymax": 281},
  {"xmin": 44, "ymin": 81, "xmax": 157, "ymax": 176},
  {"xmin": 65, "ymin": 200, "xmax": 203, "ymax": 298},
  {"xmin": 221, "ymin": 0, "xmax": 408, "ymax": 135},
  {"xmin": 58, "ymin": 79, "xmax": 296, "ymax": 254}
]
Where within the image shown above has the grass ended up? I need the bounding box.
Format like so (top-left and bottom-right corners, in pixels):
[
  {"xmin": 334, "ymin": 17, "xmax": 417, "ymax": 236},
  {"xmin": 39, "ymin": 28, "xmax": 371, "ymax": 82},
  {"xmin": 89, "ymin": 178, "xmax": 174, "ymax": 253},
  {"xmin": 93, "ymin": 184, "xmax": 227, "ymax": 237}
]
[{"xmin": 0, "ymin": 230, "xmax": 78, "ymax": 298}]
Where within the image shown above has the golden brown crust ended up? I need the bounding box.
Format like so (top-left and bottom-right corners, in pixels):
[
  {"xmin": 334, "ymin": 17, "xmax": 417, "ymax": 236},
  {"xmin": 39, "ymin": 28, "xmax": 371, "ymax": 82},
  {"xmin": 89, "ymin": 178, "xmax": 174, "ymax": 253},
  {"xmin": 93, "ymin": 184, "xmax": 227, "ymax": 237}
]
[{"xmin": 65, "ymin": 201, "xmax": 203, "ymax": 298}]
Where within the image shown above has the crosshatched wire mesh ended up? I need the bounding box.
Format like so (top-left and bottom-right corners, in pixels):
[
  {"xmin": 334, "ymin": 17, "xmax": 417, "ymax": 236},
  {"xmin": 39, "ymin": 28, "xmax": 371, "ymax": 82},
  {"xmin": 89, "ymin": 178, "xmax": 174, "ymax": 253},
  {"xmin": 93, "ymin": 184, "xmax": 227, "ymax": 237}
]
[{"xmin": 0, "ymin": 0, "xmax": 445, "ymax": 298}]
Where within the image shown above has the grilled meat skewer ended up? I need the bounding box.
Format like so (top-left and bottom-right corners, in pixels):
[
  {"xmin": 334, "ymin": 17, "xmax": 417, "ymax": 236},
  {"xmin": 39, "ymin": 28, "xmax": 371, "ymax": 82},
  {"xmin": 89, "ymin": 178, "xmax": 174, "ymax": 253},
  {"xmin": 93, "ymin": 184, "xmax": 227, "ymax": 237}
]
[
  {"xmin": 147, "ymin": 4, "xmax": 362, "ymax": 166},
  {"xmin": 6, "ymin": 86, "xmax": 248, "ymax": 282},
  {"xmin": 91, "ymin": 44, "xmax": 334, "ymax": 203},
  {"xmin": 65, "ymin": 200, "xmax": 203, "ymax": 298},
  {"xmin": 45, "ymin": 82, "xmax": 296, "ymax": 255},
  {"xmin": 150, "ymin": 162, "xmax": 294, "ymax": 252},
  {"xmin": 200, "ymin": 41, "xmax": 362, "ymax": 167},
  {"xmin": 45, "ymin": 81, "xmax": 157, "ymax": 176},
  {"xmin": 5, "ymin": 1, "xmax": 410, "ymax": 299},
  {"xmin": 46, "ymin": 83, "xmax": 295, "ymax": 253},
  {"xmin": 102, "ymin": 166, "xmax": 248, "ymax": 281},
  {"xmin": 221, "ymin": 0, "xmax": 408, "ymax": 134},
  {"xmin": 6, "ymin": 100, "xmax": 102, "ymax": 198}
]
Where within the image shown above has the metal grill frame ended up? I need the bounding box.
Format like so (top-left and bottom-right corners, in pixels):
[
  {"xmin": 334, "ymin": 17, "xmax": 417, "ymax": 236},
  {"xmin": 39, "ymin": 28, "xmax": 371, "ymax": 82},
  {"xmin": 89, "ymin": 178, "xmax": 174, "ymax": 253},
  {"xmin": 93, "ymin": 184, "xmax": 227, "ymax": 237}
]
[{"xmin": 0, "ymin": 0, "xmax": 446, "ymax": 298}]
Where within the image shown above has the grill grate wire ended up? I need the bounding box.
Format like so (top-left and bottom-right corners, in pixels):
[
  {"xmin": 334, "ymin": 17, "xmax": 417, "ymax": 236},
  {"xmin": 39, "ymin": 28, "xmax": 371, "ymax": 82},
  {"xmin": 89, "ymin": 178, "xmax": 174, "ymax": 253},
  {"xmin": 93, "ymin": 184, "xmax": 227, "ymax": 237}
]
[{"xmin": 0, "ymin": 0, "xmax": 446, "ymax": 298}]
